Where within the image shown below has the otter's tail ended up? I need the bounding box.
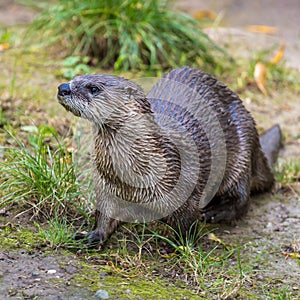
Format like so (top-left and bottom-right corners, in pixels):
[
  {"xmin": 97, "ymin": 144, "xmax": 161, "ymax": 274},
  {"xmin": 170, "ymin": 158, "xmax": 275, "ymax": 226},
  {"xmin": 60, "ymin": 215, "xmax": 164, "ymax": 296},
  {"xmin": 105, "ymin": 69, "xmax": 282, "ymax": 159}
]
[{"xmin": 259, "ymin": 124, "xmax": 283, "ymax": 167}]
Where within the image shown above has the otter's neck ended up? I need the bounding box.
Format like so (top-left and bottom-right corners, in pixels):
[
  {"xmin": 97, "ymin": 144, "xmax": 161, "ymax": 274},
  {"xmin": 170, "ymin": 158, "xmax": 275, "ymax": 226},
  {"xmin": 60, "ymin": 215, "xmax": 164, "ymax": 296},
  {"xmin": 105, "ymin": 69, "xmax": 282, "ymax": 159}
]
[{"xmin": 92, "ymin": 105, "xmax": 179, "ymax": 197}]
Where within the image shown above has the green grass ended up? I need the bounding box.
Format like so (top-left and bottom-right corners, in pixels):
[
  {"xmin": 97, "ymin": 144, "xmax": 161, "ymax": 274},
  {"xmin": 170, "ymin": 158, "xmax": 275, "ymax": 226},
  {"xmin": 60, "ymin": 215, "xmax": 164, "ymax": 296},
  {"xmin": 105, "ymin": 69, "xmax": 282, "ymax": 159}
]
[
  {"xmin": 275, "ymin": 158, "xmax": 300, "ymax": 185},
  {"xmin": 151, "ymin": 223, "xmax": 237, "ymax": 288},
  {"xmin": 152, "ymin": 224, "xmax": 220, "ymax": 287},
  {"xmin": 35, "ymin": 217, "xmax": 85, "ymax": 249},
  {"xmin": 0, "ymin": 124, "xmax": 91, "ymax": 221},
  {"xmin": 23, "ymin": 0, "xmax": 226, "ymax": 71}
]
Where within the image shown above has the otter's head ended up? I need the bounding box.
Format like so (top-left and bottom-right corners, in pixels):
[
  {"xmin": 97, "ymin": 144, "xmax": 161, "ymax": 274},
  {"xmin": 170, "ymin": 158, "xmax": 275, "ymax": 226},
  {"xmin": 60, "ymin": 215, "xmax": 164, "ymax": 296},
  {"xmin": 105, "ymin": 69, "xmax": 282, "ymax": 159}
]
[{"xmin": 57, "ymin": 74, "xmax": 147, "ymax": 125}]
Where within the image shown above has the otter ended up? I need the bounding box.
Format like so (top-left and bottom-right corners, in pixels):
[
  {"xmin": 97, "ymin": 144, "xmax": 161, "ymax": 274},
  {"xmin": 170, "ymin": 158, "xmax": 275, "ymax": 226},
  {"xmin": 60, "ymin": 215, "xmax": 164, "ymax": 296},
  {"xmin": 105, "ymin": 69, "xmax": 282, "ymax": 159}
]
[{"xmin": 57, "ymin": 66, "xmax": 282, "ymax": 246}]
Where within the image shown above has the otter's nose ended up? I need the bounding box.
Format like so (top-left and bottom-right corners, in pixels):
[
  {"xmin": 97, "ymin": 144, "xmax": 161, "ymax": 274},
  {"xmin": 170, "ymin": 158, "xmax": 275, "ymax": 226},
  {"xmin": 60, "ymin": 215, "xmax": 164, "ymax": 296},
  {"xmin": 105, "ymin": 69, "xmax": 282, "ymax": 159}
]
[{"xmin": 58, "ymin": 83, "xmax": 71, "ymax": 97}]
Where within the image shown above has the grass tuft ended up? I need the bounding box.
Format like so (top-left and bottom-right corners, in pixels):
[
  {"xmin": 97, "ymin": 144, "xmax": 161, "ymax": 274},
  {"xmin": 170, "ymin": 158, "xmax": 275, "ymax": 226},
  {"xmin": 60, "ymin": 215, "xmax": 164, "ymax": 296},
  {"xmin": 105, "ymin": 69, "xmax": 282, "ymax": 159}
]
[
  {"xmin": 35, "ymin": 217, "xmax": 84, "ymax": 249},
  {"xmin": 23, "ymin": 0, "xmax": 226, "ymax": 71},
  {"xmin": 151, "ymin": 223, "xmax": 231, "ymax": 287},
  {"xmin": 0, "ymin": 125, "xmax": 91, "ymax": 221}
]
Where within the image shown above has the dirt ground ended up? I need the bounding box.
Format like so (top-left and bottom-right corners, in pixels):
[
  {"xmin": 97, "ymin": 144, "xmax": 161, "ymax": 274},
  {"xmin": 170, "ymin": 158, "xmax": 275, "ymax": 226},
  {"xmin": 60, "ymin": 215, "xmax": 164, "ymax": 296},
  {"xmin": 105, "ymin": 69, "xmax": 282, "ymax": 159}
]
[
  {"xmin": 0, "ymin": 1, "xmax": 300, "ymax": 299},
  {"xmin": 0, "ymin": 249, "xmax": 94, "ymax": 299}
]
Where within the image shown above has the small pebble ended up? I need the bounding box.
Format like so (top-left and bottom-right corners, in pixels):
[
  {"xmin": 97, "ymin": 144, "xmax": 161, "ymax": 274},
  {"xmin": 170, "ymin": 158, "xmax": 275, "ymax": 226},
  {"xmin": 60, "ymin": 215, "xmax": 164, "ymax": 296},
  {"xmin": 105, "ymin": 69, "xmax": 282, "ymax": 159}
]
[
  {"xmin": 31, "ymin": 272, "xmax": 40, "ymax": 277},
  {"xmin": 100, "ymin": 272, "xmax": 108, "ymax": 277},
  {"xmin": 94, "ymin": 289, "xmax": 109, "ymax": 299},
  {"xmin": 125, "ymin": 289, "xmax": 132, "ymax": 294}
]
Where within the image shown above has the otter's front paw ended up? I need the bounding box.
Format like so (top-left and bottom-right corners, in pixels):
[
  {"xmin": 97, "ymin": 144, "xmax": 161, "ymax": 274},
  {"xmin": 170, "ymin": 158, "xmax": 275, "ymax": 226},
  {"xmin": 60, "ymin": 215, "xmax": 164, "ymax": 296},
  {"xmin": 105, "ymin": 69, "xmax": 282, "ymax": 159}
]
[{"xmin": 88, "ymin": 230, "xmax": 105, "ymax": 249}]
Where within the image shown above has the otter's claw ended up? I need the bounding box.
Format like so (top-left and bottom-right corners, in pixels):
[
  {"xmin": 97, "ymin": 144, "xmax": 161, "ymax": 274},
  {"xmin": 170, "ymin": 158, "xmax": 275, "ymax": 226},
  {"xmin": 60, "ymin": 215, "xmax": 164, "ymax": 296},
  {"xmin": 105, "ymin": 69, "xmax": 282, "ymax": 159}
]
[{"xmin": 87, "ymin": 230, "xmax": 105, "ymax": 249}]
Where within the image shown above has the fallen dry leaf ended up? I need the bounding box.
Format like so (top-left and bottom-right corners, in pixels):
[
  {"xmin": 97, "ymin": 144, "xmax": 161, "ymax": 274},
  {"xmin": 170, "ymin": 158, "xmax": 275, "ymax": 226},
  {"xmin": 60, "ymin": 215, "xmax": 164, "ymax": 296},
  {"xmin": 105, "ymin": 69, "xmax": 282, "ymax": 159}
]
[
  {"xmin": 282, "ymin": 252, "xmax": 300, "ymax": 259},
  {"xmin": 157, "ymin": 248, "xmax": 176, "ymax": 259},
  {"xmin": 282, "ymin": 105, "xmax": 292, "ymax": 111},
  {"xmin": 208, "ymin": 233, "xmax": 232, "ymax": 251},
  {"xmin": 246, "ymin": 25, "xmax": 278, "ymax": 35},
  {"xmin": 270, "ymin": 43, "xmax": 285, "ymax": 64},
  {"xmin": 191, "ymin": 10, "xmax": 217, "ymax": 20},
  {"xmin": 282, "ymin": 240, "xmax": 300, "ymax": 259},
  {"xmin": 254, "ymin": 62, "xmax": 268, "ymax": 96},
  {"xmin": 0, "ymin": 43, "xmax": 9, "ymax": 51},
  {"xmin": 107, "ymin": 261, "xmax": 138, "ymax": 278}
]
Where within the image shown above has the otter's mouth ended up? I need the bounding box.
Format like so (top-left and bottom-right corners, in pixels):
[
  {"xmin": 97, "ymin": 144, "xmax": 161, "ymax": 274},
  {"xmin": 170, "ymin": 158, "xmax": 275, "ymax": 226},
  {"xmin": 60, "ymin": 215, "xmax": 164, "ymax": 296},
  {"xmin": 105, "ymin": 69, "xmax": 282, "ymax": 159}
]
[{"xmin": 57, "ymin": 94, "xmax": 81, "ymax": 117}]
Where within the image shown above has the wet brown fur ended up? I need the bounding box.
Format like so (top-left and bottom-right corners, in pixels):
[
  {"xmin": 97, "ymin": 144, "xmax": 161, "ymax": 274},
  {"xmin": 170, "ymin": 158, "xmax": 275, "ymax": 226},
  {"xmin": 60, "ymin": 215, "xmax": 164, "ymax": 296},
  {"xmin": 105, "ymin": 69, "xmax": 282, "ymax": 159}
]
[{"xmin": 57, "ymin": 67, "xmax": 279, "ymax": 245}]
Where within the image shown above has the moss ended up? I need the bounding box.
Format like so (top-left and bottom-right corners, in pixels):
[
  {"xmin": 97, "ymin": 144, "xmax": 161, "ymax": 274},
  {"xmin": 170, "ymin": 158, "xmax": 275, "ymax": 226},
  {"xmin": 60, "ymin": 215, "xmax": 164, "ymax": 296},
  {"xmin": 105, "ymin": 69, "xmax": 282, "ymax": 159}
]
[
  {"xmin": 72, "ymin": 261, "xmax": 200, "ymax": 299},
  {"xmin": 104, "ymin": 277, "xmax": 201, "ymax": 299},
  {"xmin": 0, "ymin": 224, "xmax": 41, "ymax": 251}
]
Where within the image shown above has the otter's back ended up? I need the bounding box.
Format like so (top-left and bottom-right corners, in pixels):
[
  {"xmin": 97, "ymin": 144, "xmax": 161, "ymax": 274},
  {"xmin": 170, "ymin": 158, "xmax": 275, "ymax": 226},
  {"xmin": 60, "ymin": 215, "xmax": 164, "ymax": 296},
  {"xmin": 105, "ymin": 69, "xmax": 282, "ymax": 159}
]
[{"xmin": 147, "ymin": 66, "xmax": 258, "ymax": 197}]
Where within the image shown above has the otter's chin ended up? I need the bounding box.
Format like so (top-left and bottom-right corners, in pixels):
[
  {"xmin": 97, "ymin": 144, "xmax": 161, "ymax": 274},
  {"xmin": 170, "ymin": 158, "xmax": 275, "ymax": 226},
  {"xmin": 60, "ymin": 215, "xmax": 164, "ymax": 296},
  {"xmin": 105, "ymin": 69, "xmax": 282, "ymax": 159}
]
[
  {"xmin": 63, "ymin": 105, "xmax": 82, "ymax": 117},
  {"xmin": 68, "ymin": 108, "xmax": 82, "ymax": 117},
  {"xmin": 57, "ymin": 95, "xmax": 81, "ymax": 117}
]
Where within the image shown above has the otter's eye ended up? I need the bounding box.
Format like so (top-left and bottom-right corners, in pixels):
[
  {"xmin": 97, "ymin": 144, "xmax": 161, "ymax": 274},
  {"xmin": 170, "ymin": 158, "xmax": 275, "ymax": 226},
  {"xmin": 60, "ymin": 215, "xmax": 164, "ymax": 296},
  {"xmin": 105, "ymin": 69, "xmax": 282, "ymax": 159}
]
[{"xmin": 89, "ymin": 85, "xmax": 101, "ymax": 95}]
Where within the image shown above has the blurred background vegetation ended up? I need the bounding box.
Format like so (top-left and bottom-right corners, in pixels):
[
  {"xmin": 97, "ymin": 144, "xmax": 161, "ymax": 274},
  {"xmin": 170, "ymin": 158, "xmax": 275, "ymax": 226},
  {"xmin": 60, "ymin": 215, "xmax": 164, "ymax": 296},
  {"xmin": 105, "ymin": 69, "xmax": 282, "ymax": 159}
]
[{"xmin": 22, "ymin": 0, "xmax": 226, "ymax": 71}]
